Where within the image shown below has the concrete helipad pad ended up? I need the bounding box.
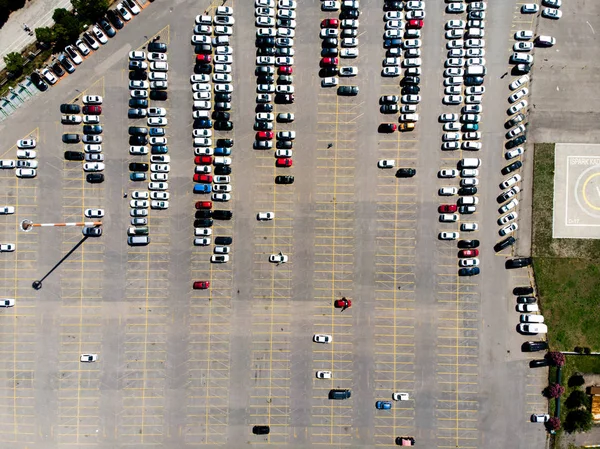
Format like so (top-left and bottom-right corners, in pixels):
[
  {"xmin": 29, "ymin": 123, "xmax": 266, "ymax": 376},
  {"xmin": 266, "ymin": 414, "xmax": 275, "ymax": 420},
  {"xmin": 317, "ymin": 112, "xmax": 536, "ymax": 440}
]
[{"xmin": 554, "ymin": 143, "xmax": 600, "ymax": 238}]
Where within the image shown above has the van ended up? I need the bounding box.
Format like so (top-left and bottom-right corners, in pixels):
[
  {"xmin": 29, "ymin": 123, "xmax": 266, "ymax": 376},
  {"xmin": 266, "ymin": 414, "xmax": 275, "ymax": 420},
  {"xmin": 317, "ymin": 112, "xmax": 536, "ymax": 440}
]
[
  {"xmin": 521, "ymin": 314, "xmax": 544, "ymax": 323},
  {"xmin": 127, "ymin": 226, "xmax": 149, "ymax": 236},
  {"xmin": 329, "ymin": 389, "xmax": 351, "ymax": 400},
  {"xmin": 535, "ymin": 35, "xmax": 555, "ymax": 47},
  {"xmin": 150, "ymin": 61, "xmax": 168, "ymax": 72},
  {"xmin": 460, "ymin": 158, "xmax": 481, "ymax": 168},
  {"xmin": 127, "ymin": 236, "xmax": 150, "ymax": 246},
  {"xmin": 466, "ymin": 65, "xmax": 486, "ymax": 76}
]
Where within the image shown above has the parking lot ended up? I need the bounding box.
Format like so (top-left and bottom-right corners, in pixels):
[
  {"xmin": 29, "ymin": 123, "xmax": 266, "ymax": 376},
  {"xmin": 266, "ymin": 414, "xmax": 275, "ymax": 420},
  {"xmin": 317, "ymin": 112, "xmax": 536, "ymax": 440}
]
[{"xmin": 0, "ymin": 0, "xmax": 556, "ymax": 448}]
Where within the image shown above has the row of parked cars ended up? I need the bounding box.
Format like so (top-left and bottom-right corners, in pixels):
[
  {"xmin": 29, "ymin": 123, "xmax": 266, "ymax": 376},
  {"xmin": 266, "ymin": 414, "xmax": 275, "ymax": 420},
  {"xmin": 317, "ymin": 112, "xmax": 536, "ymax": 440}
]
[
  {"xmin": 191, "ymin": 7, "xmax": 235, "ymax": 264},
  {"xmin": 31, "ymin": 0, "xmax": 144, "ymax": 92}
]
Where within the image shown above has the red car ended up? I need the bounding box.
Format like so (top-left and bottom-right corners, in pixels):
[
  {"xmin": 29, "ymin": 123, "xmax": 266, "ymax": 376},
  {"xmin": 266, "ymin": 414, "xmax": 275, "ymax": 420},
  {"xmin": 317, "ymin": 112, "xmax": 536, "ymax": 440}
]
[
  {"xmin": 439, "ymin": 204, "xmax": 457, "ymax": 213},
  {"xmin": 196, "ymin": 54, "xmax": 211, "ymax": 62},
  {"xmin": 276, "ymin": 158, "xmax": 292, "ymax": 167},
  {"xmin": 256, "ymin": 131, "xmax": 274, "ymax": 140},
  {"xmin": 334, "ymin": 298, "xmax": 352, "ymax": 308},
  {"xmin": 195, "ymin": 201, "xmax": 212, "ymax": 209},
  {"xmin": 321, "ymin": 18, "xmax": 339, "ymax": 28},
  {"xmin": 195, "ymin": 155, "xmax": 212, "ymax": 165},
  {"xmin": 458, "ymin": 249, "xmax": 479, "ymax": 258},
  {"xmin": 194, "ymin": 174, "xmax": 212, "ymax": 183},
  {"xmin": 193, "ymin": 281, "xmax": 210, "ymax": 289},
  {"xmin": 407, "ymin": 19, "xmax": 424, "ymax": 29},
  {"xmin": 278, "ymin": 66, "xmax": 292, "ymax": 75},
  {"xmin": 321, "ymin": 57, "xmax": 338, "ymax": 66},
  {"xmin": 82, "ymin": 105, "xmax": 101, "ymax": 115}
]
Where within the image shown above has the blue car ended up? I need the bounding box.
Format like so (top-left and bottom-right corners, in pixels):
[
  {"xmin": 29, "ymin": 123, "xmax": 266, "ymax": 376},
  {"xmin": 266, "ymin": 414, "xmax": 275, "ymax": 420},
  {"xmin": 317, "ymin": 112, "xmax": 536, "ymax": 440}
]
[
  {"xmin": 149, "ymin": 128, "xmax": 165, "ymax": 137},
  {"xmin": 384, "ymin": 38, "xmax": 402, "ymax": 48},
  {"xmin": 463, "ymin": 123, "xmax": 478, "ymax": 131},
  {"xmin": 130, "ymin": 173, "xmax": 146, "ymax": 181},
  {"xmin": 193, "ymin": 184, "xmax": 212, "ymax": 194},
  {"xmin": 196, "ymin": 119, "xmax": 213, "ymax": 129},
  {"xmin": 376, "ymin": 401, "xmax": 392, "ymax": 410},
  {"xmin": 151, "ymin": 145, "xmax": 168, "ymax": 154},
  {"xmin": 214, "ymin": 147, "xmax": 231, "ymax": 156}
]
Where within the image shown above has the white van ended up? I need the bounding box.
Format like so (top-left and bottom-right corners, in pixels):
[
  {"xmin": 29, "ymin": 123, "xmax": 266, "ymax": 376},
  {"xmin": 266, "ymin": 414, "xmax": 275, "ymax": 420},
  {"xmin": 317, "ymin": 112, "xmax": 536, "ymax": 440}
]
[
  {"xmin": 460, "ymin": 158, "xmax": 481, "ymax": 168},
  {"xmin": 466, "ymin": 65, "xmax": 486, "ymax": 76},
  {"xmin": 521, "ymin": 314, "xmax": 545, "ymax": 323},
  {"xmin": 127, "ymin": 236, "xmax": 150, "ymax": 246}
]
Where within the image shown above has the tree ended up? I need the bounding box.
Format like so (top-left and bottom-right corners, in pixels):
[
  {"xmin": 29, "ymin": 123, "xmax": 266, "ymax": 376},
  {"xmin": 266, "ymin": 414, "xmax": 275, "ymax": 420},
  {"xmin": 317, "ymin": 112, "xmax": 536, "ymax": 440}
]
[
  {"xmin": 568, "ymin": 373, "xmax": 585, "ymax": 388},
  {"xmin": 4, "ymin": 52, "xmax": 24, "ymax": 75},
  {"xmin": 35, "ymin": 26, "xmax": 55, "ymax": 44},
  {"xmin": 546, "ymin": 351, "xmax": 566, "ymax": 367},
  {"xmin": 546, "ymin": 417, "xmax": 561, "ymax": 432},
  {"xmin": 544, "ymin": 383, "xmax": 565, "ymax": 399},
  {"xmin": 564, "ymin": 409, "xmax": 593, "ymax": 433},
  {"xmin": 51, "ymin": 9, "xmax": 81, "ymax": 50},
  {"xmin": 71, "ymin": 0, "xmax": 109, "ymax": 23},
  {"xmin": 565, "ymin": 390, "xmax": 590, "ymax": 409}
]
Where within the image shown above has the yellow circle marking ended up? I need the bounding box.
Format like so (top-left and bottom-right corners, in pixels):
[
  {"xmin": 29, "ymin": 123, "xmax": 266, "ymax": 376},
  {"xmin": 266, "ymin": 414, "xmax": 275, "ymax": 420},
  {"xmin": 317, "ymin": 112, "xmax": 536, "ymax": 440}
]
[{"xmin": 581, "ymin": 173, "xmax": 600, "ymax": 211}]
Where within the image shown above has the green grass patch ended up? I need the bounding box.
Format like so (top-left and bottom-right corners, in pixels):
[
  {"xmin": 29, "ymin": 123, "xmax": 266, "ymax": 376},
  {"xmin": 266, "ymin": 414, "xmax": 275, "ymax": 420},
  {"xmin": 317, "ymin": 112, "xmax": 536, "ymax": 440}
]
[{"xmin": 531, "ymin": 144, "xmax": 600, "ymax": 351}]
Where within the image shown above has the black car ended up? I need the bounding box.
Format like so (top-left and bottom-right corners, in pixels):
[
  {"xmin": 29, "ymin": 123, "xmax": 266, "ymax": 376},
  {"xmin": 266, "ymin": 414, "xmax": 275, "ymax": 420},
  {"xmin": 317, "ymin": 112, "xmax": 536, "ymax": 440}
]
[
  {"xmin": 195, "ymin": 63, "xmax": 212, "ymax": 74},
  {"xmin": 129, "ymin": 70, "xmax": 148, "ymax": 81},
  {"xmin": 83, "ymin": 125, "xmax": 103, "ymax": 134},
  {"xmin": 128, "ymin": 109, "xmax": 146, "ymax": 119},
  {"xmin": 320, "ymin": 67, "xmax": 339, "ymax": 78},
  {"xmin": 215, "ymin": 236, "xmax": 232, "ymax": 245},
  {"xmin": 464, "ymin": 76, "xmax": 484, "ymax": 86},
  {"xmin": 215, "ymin": 93, "xmax": 232, "ymax": 102},
  {"xmin": 60, "ymin": 103, "xmax": 80, "ymax": 114},
  {"xmin": 212, "ymin": 210, "xmax": 232, "ymax": 220},
  {"xmin": 275, "ymin": 175, "xmax": 294, "ymax": 184},
  {"xmin": 497, "ymin": 190, "xmax": 517, "ymax": 203},
  {"xmin": 379, "ymin": 123, "xmax": 396, "ymax": 133},
  {"xmin": 506, "ymin": 114, "xmax": 525, "ymax": 128},
  {"xmin": 98, "ymin": 18, "xmax": 116, "ymax": 37},
  {"xmin": 321, "ymin": 47, "xmax": 339, "ymax": 57},
  {"xmin": 276, "ymin": 140, "xmax": 293, "ymax": 149},
  {"xmin": 252, "ymin": 425, "xmax": 270, "ymax": 435},
  {"xmin": 506, "ymin": 135, "xmax": 526, "ymax": 149},
  {"xmin": 256, "ymin": 37, "xmax": 275, "ymax": 47},
  {"xmin": 58, "ymin": 55, "xmax": 76, "ymax": 73},
  {"xmin": 217, "ymin": 138, "xmax": 233, "ymax": 147},
  {"xmin": 340, "ymin": 9, "xmax": 359, "ymax": 19},
  {"xmin": 278, "ymin": 19, "xmax": 294, "ymax": 28},
  {"xmin": 62, "ymin": 133, "xmax": 80, "ymax": 143},
  {"xmin": 195, "ymin": 44, "xmax": 212, "ymax": 54},
  {"xmin": 529, "ymin": 359, "xmax": 550, "ymax": 368},
  {"xmin": 458, "ymin": 240, "xmax": 479, "ymax": 249},
  {"xmin": 130, "ymin": 135, "xmax": 148, "ymax": 145},
  {"xmin": 459, "ymin": 267, "xmax": 480, "ymax": 276},
  {"xmin": 148, "ymin": 42, "xmax": 167, "ymax": 53},
  {"xmin": 64, "ymin": 151, "xmax": 84, "ymax": 161},
  {"xmin": 86, "ymin": 173, "xmax": 104, "ymax": 183},
  {"xmin": 215, "ymin": 121, "xmax": 233, "ymax": 131},
  {"xmin": 396, "ymin": 168, "xmax": 416, "ymax": 178},
  {"xmin": 257, "ymin": 47, "xmax": 275, "ymax": 56},
  {"xmin": 150, "ymin": 91, "xmax": 168, "ymax": 101},
  {"xmin": 256, "ymin": 104, "xmax": 273, "ymax": 113},
  {"xmin": 522, "ymin": 341, "xmax": 548, "ymax": 352},
  {"xmin": 402, "ymin": 85, "xmax": 420, "ymax": 95},
  {"xmin": 458, "ymin": 186, "xmax": 477, "ymax": 195},
  {"xmin": 254, "ymin": 121, "xmax": 271, "ymax": 131},
  {"xmin": 195, "ymin": 210, "xmax": 212, "ymax": 219},
  {"xmin": 213, "ymin": 111, "xmax": 230, "ymax": 121},
  {"xmin": 275, "ymin": 93, "xmax": 294, "ymax": 103},
  {"xmin": 257, "ymin": 75, "xmax": 274, "ymax": 84},
  {"xmin": 129, "ymin": 162, "xmax": 148, "ymax": 172},
  {"xmin": 30, "ymin": 72, "xmax": 48, "ymax": 92},
  {"xmin": 129, "ymin": 60, "xmax": 146, "ymax": 70},
  {"xmin": 129, "ymin": 98, "xmax": 148, "ymax": 108},
  {"xmin": 494, "ymin": 236, "xmax": 516, "ymax": 252},
  {"xmin": 322, "ymin": 38, "xmax": 338, "ymax": 48},
  {"xmin": 401, "ymin": 76, "xmax": 420, "ymax": 85},
  {"xmin": 195, "ymin": 218, "xmax": 213, "ymax": 228},
  {"xmin": 51, "ymin": 61, "xmax": 65, "ymax": 77},
  {"xmin": 256, "ymin": 66, "xmax": 274, "ymax": 76},
  {"xmin": 338, "ymin": 85, "xmax": 359, "ymax": 96},
  {"xmin": 384, "ymin": 1, "xmax": 402, "ymax": 11},
  {"xmin": 517, "ymin": 296, "xmax": 537, "ymax": 304},
  {"xmin": 514, "ymin": 286, "xmax": 534, "ymax": 296},
  {"xmin": 501, "ymin": 160, "xmax": 522, "ymax": 175},
  {"xmin": 215, "ymin": 102, "xmax": 231, "ymax": 111},
  {"xmin": 106, "ymin": 10, "xmax": 124, "ymax": 29},
  {"xmin": 129, "ymin": 126, "xmax": 148, "ymax": 136},
  {"xmin": 506, "ymin": 257, "xmax": 532, "ymax": 269},
  {"xmin": 215, "ymin": 166, "xmax": 232, "ymax": 175}
]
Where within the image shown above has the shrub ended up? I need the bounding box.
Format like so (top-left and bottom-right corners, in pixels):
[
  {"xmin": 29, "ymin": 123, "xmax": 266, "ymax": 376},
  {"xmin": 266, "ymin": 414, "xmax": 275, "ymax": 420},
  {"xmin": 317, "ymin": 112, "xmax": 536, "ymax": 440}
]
[
  {"xmin": 564, "ymin": 409, "xmax": 593, "ymax": 433},
  {"xmin": 546, "ymin": 351, "xmax": 566, "ymax": 367},
  {"xmin": 546, "ymin": 417, "xmax": 561, "ymax": 432},
  {"xmin": 544, "ymin": 383, "xmax": 565, "ymax": 399},
  {"xmin": 565, "ymin": 390, "xmax": 589, "ymax": 409},
  {"xmin": 568, "ymin": 373, "xmax": 585, "ymax": 388}
]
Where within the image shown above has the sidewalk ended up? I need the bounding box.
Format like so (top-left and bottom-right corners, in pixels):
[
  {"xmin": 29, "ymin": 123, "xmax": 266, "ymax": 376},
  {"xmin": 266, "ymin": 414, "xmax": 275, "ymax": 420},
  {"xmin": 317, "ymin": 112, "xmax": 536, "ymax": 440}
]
[{"xmin": 0, "ymin": 0, "xmax": 72, "ymax": 70}]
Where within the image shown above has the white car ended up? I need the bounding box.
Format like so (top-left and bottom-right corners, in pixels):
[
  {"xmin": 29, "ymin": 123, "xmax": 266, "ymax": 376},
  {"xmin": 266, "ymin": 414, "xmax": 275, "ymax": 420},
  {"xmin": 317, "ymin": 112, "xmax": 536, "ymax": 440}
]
[
  {"xmin": 499, "ymin": 199, "xmax": 519, "ymax": 214},
  {"xmin": 83, "ymin": 163, "xmax": 104, "ymax": 172},
  {"xmin": 519, "ymin": 323, "xmax": 547, "ymax": 334},
  {"xmin": 0, "ymin": 299, "xmax": 15, "ymax": 307},
  {"xmin": 500, "ymin": 223, "xmax": 518, "ymax": 236},
  {"xmin": 340, "ymin": 66, "xmax": 358, "ymax": 76},
  {"xmin": 461, "ymin": 223, "xmax": 478, "ymax": 231},
  {"xmin": 501, "ymin": 174, "xmax": 522, "ymax": 190},
  {"xmin": 465, "ymin": 39, "xmax": 485, "ymax": 48},
  {"xmin": 257, "ymin": 27, "xmax": 276, "ymax": 37},
  {"xmin": 531, "ymin": 414, "xmax": 550, "ymax": 423},
  {"xmin": 446, "ymin": 2, "xmax": 465, "ymax": 13},
  {"xmin": 116, "ymin": 2, "xmax": 132, "ymax": 21},
  {"xmin": 444, "ymin": 122, "xmax": 460, "ymax": 132},
  {"xmin": 440, "ymin": 214, "xmax": 459, "ymax": 223},
  {"xmin": 191, "ymin": 74, "xmax": 210, "ymax": 84},
  {"xmin": 509, "ymin": 88, "xmax": 529, "ymax": 104},
  {"xmin": 275, "ymin": 149, "xmax": 292, "ymax": 158},
  {"xmin": 151, "ymin": 164, "xmax": 170, "ymax": 173},
  {"xmin": 439, "ymin": 169, "xmax": 459, "ymax": 178},
  {"xmin": 257, "ymin": 212, "xmax": 274, "ymax": 220},
  {"xmin": 149, "ymin": 182, "xmax": 168, "ymax": 191},
  {"xmin": 16, "ymin": 149, "xmax": 36, "ymax": 160},
  {"xmin": 382, "ymin": 67, "xmax": 400, "ymax": 77},
  {"xmin": 515, "ymin": 30, "xmax": 534, "ymax": 40},
  {"xmin": 83, "ymin": 95, "xmax": 102, "ymax": 104},
  {"xmin": 508, "ymin": 100, "xmax": 528, "ymax": 115},
  {"xmin": 269, "ymin": 253, "xmax": 288, "ymax": 263},
  {"xmin": 85, "ymin": 209, "xmax": 104, "ymax": 218},
  {"xmin": 322, "ymin": 1, "xmax": 340, "ymax": 11},
  {"xmin": 214, "ymin": 26, "xmax": 233, "ymax": 36},
  {"xmin": 92, "ymin": 25, "xmax": 108, "ymax": 44},
  {"xmin": 510, "ymin": 75, "xmax": 530, "ymax": 91},
  {"xmin": 542, "ymin": 7, "xmax": 562, "ymax": 19},
  {"xmin": 392, "ymin": 392, "xmax": 409, "ymax": 401},
  {"xmin": 445, "ymin": 58, "xmax": 464, "ymax": 68},
  {"xmin": 439, "ymin": 232, "xmax": 459, "ymax": 240},
  {"xmin": 443, "ymin": 95, "xmax": 463, "ymax": 105},
  {"xmin": 459, "ymin": 258, "xmax": 479, "ymax": 267},
  {"xmin": 213, "ymin": 73, "xmax": 232, "ymax": 83},
  {"xmin": 256, "ymin": 16, "xmax": 274, "ymax": 27},
  {"xmin": 0, "ymin": 243, "xmax": 15, "ymax": 252},
  {"xmin": 505, "ymin": 147, "xmax": 525, "ymax": 160},
  {"xmin": 322, "ymin": 77, "xmax": 339, "ymax": 86},
  {"xmin": 80, "ymin": 354, "xmax": 97, "ymax": 362},
  {"xmin": 439, "ymin": 113, "xmax": 458, "ymax": 122},
  {"xmin": 521, "ymin": 3, "xmax": 539, "ymax": 13},
  {"xmin": 151, "ymin": 200, "xmax": 169, "ymax": 209},
  {"xmin": 313, "ymin": 334, "xmax": 332, "ymax": 344},
  {"xmin": 507, "ymin": 124, "xmax": 527, "ymax": 139},
  {"xmin": 130, "ymin": 146, "xmax": 148, "ymax": 155},
  {"xmin": 132, "ymin": 191, "xmax": 149, "ymax": 200},
  {"xmin": 130, "ymin": 200, "xmax": 148, "ymax": 208},
  {"xmin": 340, "ymin": 48, "xmax": 358, "ymax": 58},
  {"xmin": 499, "ymin": 212, "xmax": 518, "ymax": 225},
  {"xmin": 0, "ymin": 207, "xmax": 15, "ymax": 215},
  {"xmin": 215, "ymin": 84, "xmax": 233, "ymax": 93},
  {"xmin": 149, "ymin": 137, "xmax": 167, "ymax": 146},
  {"xmin": 514, "ymin": 42, "xmax": 534, "ymax": 52},
  {"xmin": 316, "ymin": 371, "xmax": 332, "ymax": 379},
  {"xmin": 446, "ymin": 29, "xmax": 464, "ymax": 39},
  {"xmin": 212, "ymin": 193, "xmax": 231, "ymax": 202},
  {"xmin": 439, "ymin": 187, "xmax": 458, "ymax": 196},
  {"xmin": 277, "ymin": 28, "xmax": 295, "ymax": 38},
  {"xmin": 378, "ymin": 159, "xmax": 395, "ymax": 169}
]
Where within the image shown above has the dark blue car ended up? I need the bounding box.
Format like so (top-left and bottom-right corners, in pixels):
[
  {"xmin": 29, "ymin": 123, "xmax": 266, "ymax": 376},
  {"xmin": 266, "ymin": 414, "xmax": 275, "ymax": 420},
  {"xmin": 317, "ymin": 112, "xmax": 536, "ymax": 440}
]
[
  {"xmin": 196, "ymin": 119, "xmax": 213, "ymax": 129},
  {"xmin": 214, "ymin": 147, "xmax": 231, "ymax": 156}
]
